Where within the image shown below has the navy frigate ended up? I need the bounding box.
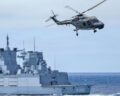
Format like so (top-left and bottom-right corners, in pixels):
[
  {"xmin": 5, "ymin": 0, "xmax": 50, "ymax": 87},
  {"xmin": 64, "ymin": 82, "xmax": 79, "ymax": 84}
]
[{"xmin": 0, "ymin": 36, "xmax": 91, "ymax": 95}]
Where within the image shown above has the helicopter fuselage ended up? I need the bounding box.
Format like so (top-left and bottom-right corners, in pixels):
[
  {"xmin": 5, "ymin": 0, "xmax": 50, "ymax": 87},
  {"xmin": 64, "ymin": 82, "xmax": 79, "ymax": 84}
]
[
  {"xmin": 51, "ymin": 15, "xmax": 104, "ymax": 32},
  {"xmin": 46, "ymin": 0, "xmax": 106, "ymax": 36},
  {"xmin": 71, "ymin": 16, "xmax": 104, "ymax": 31}
]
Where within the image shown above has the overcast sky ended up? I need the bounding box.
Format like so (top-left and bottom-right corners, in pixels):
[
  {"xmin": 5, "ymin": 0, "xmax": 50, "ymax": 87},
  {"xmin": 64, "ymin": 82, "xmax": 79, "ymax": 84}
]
[{"xmin": 0, "ymin": 0, "xmax": 120, "ymax": 72}]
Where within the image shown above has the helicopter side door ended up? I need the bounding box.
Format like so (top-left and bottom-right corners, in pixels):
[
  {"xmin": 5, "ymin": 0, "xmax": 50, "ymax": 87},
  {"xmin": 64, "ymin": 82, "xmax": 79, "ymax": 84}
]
[
  {"xmin": 86, "ymin": 20, "xmax": 93, "ymax": 29},
  {"xmin": 72, "ymin": 19, "xmax": 92, "ymax": 30},
  {"xmin": 72, "ymin": 20, "xmax": 85, "ymax": 29},
  {"xmin": 79, "ymin": 20, "xmax": 90, "ymax": 30}
]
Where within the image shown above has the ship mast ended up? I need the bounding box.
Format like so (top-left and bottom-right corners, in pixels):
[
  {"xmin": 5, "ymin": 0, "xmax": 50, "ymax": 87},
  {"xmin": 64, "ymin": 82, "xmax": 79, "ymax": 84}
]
[
  {"xmin": 6, "ymin": 35, "xmax": 10, "ymax": 50},
  {"xmin": 34, "ymin": 37, "xmax": 36, "ymax": 51}
]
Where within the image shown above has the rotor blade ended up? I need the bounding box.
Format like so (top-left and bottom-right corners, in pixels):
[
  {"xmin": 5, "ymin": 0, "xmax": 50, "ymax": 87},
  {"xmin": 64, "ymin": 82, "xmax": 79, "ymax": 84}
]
[
  {"xmin": 45, "ymin": 23, "xmax": 56, "ymax": 27},
  {"xmin": 65, "ymin": 5, "xmax": 80, "ymax": 14},
  {"xmin": 51, "ymin": 10, "xmax": 55, "ymax": 15},
  {"xmin": 82, "ymin": 0, "xmax": 107, "ymax": 14},
  {"xmin": 45, "ymin": 18, "xmax": 51, "ymax": 22}
]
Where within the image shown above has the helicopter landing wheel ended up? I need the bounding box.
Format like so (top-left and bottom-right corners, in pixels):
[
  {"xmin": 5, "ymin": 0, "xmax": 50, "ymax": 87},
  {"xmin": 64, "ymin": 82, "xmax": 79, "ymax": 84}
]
[
  {"xmin": 76, "ymin": 32, "xmax": 79, "ymax": 36},
  {"xmin": 94, "ymin": 29, "xmax": 97, "ymax": 33}
]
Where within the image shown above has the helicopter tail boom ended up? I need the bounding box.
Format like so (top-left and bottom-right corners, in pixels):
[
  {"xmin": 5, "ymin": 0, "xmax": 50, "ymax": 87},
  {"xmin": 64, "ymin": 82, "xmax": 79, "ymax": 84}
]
[
  {"xmin": 46, "ymin": 10, "xmax": 71, "ymax": 25},
  {"xmin": 45, "ymin": 10, "xmax": 63, "ymax": 25},
  {"xmin": 51, "ymin": 16, "xmax": 62, "ymax": 25}
]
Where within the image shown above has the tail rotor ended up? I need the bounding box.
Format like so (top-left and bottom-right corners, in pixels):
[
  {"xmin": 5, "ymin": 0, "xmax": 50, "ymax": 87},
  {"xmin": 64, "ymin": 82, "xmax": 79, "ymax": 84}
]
[{"xmin": 45, "ymin": 10, "xmax": 58, "ymax": 22}]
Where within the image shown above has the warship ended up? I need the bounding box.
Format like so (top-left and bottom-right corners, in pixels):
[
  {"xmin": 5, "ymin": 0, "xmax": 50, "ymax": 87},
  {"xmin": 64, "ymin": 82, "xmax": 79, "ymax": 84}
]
[{"xmin": 0, "ymin": 36, "xmax": 91, "ymax": 95}]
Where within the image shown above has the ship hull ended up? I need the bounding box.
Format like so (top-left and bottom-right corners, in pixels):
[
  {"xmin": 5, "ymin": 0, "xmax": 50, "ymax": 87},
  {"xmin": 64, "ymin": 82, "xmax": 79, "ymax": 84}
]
[
  {"xmin": 52, "ymin": 85, "xmax": 91, "ymax": 95},
  {"xmin": 0, "ymin": 85, "xmax": 91, "ymax": 95},
  {"xmin": 0, "ymin": 86, "xmax": 62, "ymax": 95}
]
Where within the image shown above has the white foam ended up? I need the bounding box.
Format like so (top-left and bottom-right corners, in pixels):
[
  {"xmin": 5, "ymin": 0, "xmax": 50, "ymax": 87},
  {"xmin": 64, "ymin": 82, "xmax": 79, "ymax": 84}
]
[{"xmin": 64, "ymin": 94, "xmax": 114, "ymax": 96}]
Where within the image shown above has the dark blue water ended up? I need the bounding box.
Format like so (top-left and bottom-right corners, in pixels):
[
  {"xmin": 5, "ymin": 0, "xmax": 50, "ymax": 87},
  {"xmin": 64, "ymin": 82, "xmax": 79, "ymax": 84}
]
[{"xmin": 68, "ymin": 73, "xmax": 120, "ymax": 95}]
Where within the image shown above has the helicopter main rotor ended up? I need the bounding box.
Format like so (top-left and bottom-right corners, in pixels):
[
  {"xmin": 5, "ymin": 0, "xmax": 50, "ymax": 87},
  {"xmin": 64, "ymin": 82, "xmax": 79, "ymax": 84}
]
[{"xmin": 65, "ymin": 0, "xmax": 107, "ymax": 17}]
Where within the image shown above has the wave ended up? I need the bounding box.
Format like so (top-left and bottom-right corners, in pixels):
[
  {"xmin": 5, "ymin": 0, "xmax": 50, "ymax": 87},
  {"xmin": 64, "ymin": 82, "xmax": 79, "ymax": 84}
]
[{"xmin": 64, "ymin": 93, "xmax": 120, "ymax": 96}]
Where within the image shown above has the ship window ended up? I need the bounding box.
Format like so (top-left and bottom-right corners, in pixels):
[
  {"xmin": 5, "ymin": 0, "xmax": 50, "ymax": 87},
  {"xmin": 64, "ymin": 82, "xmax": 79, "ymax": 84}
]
[
  {"xmin": 50, "ymin": 81, "xmax": 57, "ymax": 85},
  {"xmin": 9, "ymin": 85, "xmax": 17, "ymax": 87},
  {"xmin": 50, "ymin": 82, "xmax": 53, "ymax": 85},
  {"xmin": 52, "ymin": 76, "xmax": 56, "ymax": 79},
  {"xmin": 0, "ymin": 48, "xmax": 4, "ymax": 51},
  {"xmin": 0, "ymin": 70, "xmax": 2, "ymax": 74}
]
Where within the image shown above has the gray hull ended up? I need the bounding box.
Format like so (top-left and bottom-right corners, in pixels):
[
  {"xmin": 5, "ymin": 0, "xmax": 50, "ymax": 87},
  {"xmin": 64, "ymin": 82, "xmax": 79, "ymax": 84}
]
[
  {"xmin": 0, "ymin": 85, "xmax": 90, "ymax": 95},
  {"xmin": 0, "ymin": 87, "xmax": 61, "ymax": 95}
]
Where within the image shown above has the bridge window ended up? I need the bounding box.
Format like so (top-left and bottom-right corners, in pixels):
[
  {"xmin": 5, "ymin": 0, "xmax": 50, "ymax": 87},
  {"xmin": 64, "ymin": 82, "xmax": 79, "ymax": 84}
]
[
  {"xmin": 50, "ymin": 81, "xmax": 57, "ymax": 85},
  {"xmin": 0, "ymin": 70, "xmax": 2, "ymax": 74}
]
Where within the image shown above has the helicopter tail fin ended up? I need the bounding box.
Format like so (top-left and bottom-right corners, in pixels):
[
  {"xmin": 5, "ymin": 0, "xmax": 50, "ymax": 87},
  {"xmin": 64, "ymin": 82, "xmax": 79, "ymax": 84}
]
[{"xmin": 45, "ymin": 10, "xmax": 61, "ymax": 25}]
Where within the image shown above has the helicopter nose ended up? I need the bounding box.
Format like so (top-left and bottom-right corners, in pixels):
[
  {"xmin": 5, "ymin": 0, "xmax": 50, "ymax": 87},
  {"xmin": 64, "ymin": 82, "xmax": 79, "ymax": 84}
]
[
  {"xmin": 93, "ymin": 22, "xmax": 104, "ymax": 29},
  {"xmin": 99, "ymin": 23, "xmax": 104, "ymax": 29}
]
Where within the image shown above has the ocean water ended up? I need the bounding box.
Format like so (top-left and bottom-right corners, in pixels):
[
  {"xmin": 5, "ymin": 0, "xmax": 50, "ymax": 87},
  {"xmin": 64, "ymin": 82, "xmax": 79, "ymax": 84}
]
[
  {"xmin": 1, "ymin": 73, "xmax": 120, "ymax": 96},
  {"xmin": 68, "ymin": 73, "xmax": 120, "ymax": 95}
]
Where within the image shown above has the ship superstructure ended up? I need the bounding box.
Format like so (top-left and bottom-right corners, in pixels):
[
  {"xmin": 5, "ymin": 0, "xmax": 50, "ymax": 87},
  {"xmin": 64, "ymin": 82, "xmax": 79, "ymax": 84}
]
[
  {"xmin": 0, "ymin": 36, "xmax": 20, "ymax": 75},
  {"xmin": 19, "ymin": 51, "xmax": 70, "ymax": 87},
  {"xmin": 0, "ymin": 36, "xmax": 91, "ymax": 95}
]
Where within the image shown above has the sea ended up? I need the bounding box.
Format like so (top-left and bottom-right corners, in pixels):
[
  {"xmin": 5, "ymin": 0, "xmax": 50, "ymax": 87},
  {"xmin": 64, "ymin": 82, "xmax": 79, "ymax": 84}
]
[{"xmin": 68, "ymin": 73, "xmax": 120, "ymax": 96}]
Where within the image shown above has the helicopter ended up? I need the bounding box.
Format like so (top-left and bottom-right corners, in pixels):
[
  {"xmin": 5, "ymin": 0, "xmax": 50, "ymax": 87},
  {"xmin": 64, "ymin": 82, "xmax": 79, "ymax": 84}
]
[{"xmin": 45, "ymin": 0, "xmax": 107, "ymax": 36}]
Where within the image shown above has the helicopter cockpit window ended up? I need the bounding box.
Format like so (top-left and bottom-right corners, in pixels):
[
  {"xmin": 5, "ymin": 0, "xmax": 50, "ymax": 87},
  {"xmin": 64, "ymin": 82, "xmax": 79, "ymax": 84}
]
[{"xmin": 92, "ymin": 19, "xmax": 99, "ymax": 23}]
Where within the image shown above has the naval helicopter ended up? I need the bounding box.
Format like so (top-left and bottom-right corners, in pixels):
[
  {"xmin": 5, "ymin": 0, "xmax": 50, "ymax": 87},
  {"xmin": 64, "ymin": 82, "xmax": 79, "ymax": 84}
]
[{"xmin": 45, "ymin": 0, "xmax": 107, "ymax": 36}]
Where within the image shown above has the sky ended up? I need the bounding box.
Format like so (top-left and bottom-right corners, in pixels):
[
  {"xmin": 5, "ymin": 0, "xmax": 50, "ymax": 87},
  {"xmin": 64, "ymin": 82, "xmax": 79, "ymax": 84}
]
[{"xmin": 0, "ymin": 0, "xmax": 120, "ymax": 72}]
